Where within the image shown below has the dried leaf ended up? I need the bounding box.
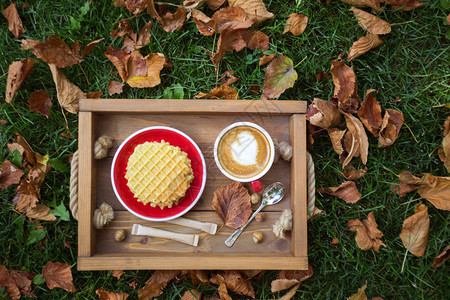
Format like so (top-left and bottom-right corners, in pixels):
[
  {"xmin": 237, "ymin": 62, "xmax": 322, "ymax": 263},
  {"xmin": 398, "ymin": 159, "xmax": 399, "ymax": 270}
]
[
  {"xmin": 343, "ymin": 112, "xmax": 369, "ymax": 166},
  {"xmin": 348, "ymin": 33, "xmax": 382, "ymax": 61},
  {"xmin": 0, "ymin": 266, "xmax": 34, "ymax": 300},
  {"xmin": 417, "ymin": 174, "xmax": 450, "ymax": 211},
  {"xmin": 341, "ymin": 0, "xmax": 382, "ymax": 12},
  {"xmin": 307, "ymin": 98, "xmax": 342, "ymax": 129},
  {"xmin": 228, "ymin": 0, "xmax": 275, "ymax": 25},
  {"xmin": 96, "ymin": 287, "xmax": 129, "ymax": 300},
  {"xmin": 192, "ymin": 8, "xmax": 216, "ymax": 36},
  {"xmin": 348, "ymin": 212, "xmax": 386, "ymax": 252},
  {"xmin": 442, "ymin": 117, "xmax": 450, "ymax": 173},
  {"xmin": 319, "ymin": 181, "xmax": 362, "ymax": 203},
  {"xmin": 275, "ymin": 265, "xmax": 314, "ymax": 293},
  {"xmin": 28, "ymin": 90, "xmax": 52, "ymax": 117},
  {"xmin": 347, "ymin": 282, "xmax": 367, "ymax": 300},
  {"xmin": 112, "ymin": 270, "xmax": 124, "ymax": 280},
  {"xmin": 399, "ymin": 204, "xmax": 429, "ymax": 257},
  {"xmin": 213, "ymin": 29, "xmax": 247, "ymax": 64},
  {"xmin": 328, "ymin": 128, "xmax": 346, "ymax": 156},
  {"xmin": 26, "ymin": 204, "xmax": 57, "ymax": 221},
  {"xmin": 206, "ymin": 0, "xmax": 227, "ymax": 11},
  {"xmin": 5, "ymin": 58, "xmax": 36, "ymax": 103},
  {"xmin": 196, "ymin": 85, "xmax": 239, "ymax": 99},
  {"xmin": 181, "ymin": 289, "xmax": 202, "ymax": 300},
  {"xmin": 223, "ymin": 271, "xmax": 255, "ymax": 298},
  {"xmin": 342, "ymin": 166, "xmax": 367, "ymax": 180},
  {"xmin": 11, "ymin": 132, "xmax": 35, "ymax": 166},
  {"xmin": 21, "ymin": 35, "xmax": 103, "ymax": 68},
  {"xmin": 212, "ymin": 7, "xmax": 254, "ymax": 33},
  {"xmin": 330, "ymin": 60, "xmax": 359, "ymax": 111},
  {"xmin": 220, "ymin": 70, "xmax": 239, "ymax": 86},
  {"xmin": 2, "ymin": 3, "xmax": 26, "ymax": 38},
  {"xmin": 160, "ymin": 6, "xmax": 187, "ymax": 32},
  {"xmin": 0, "ymin": 160, "xmax": 24, "ymax": 188},
  {"xmin": 378, "ymin": 109, "xmax": 403, "ymax": 147},
  {"xmin": 126, "ymin": 51, "xmax": 166, "ymax": 88},
  {"xmin": 432, "ymin": 245, "xmax": 450, "ymax": 269},
  {"xmin": 261, "ymin": 55, "xmax": 298, "ymax": 100},
  {"xmin": 357, "ymin": 89, "xmax": 382, "ymax": 136},
  {"xmin": 49, "ymin": 64, "xmax": 86, "ymax": 114},
  {"xmin": 331, "ymin": 237, "xmax": 340, "ymax": 245},
  {"xmin": 42, "ymin": 262, "xmax": 76, "ymax": 292},
  {"xmin": 283, "ymin": 13, "xmax": 308, "ymax": 36},
  {"xmin": 104, "ymin": 46, "xmax": 130, "ymax": 82},
  {"xmin": 271, "ymin": 279, "xmax": 299, "ymax": 292},
  {"xmin": 210, "ymin": 274, "xmax": 232, "ymax": 300},
  {"xmin": 107, "ymin": 81, "xmax": 125, "ymax": 95},
  {"xmin": 138, "ymin": 270, "xmax": 181, "ymax": 299},
  {"xmin": 189, "ymin": 270, "xmax": 209, "ymax": 285},
  {"xmin": 112, "ymin": 0, "xmax": 125, "ymax": 7},
  {"xmin": 212, "ymin": 182, "xmax": 252, "ymax": 229},
  {"xmin": 350, "ymin": 7, "xmax": 391, "ymax": 35},
  {"xmin": 241, "ymin": 30, "xmax": 269, "ymax": 51},
  {"xmin": 259, "ymin": 54, "xmax": 275, "ymax": 66},
  {"xmin": 14, "ymin": 178, "xmax": 39, "ymax": 213},
  {"xmin": 279, "ymin": 282, "xmax": 301, "ymax": 300},
  {"xmin": 386, "ymin": 0, "xmax": 425, "ymax": 11},
  {"xmin": 391, "ymin": 170, "xmax": 421, "ymax": 197},
  {"xmin": 111, "ymin": 19, "xmax": 135, "ymax": 39}
]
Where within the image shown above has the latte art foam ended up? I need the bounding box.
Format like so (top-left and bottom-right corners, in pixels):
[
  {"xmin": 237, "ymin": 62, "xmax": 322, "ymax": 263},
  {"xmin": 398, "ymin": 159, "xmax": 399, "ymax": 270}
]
[{"xmin": 217, "ymin": 126, "xmax": 271, "ymax": 180}]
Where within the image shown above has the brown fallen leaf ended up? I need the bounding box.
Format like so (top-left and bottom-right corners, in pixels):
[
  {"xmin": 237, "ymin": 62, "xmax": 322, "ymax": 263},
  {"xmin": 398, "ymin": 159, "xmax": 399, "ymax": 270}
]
[
  {"xmin": 206, "ymin": 0, "xmax": 227, "ymax": 11},
  {"xmin": 220, "ymin": 70, "xmax": 239, "ymax": 86},
  {"xmin": 328, "ymin": 128, "xmax": 346, "ymax": 157},
  {"xmin": 104, "ymin": 46, "xmax": 131, "ymax": 82},
  {"xmin": 271, "ymin": 279, "xmax": 300, "ymax": 293},
  {"xmin": 399, "ymin": 204, "xmax": 429, "ymax": 257},
  {"xmin": 5, "ymin": 58, "xmax": 36, "ymax": 103},
  {"xmin": 343, "ymin": 112, "xmax": 369, "ymax": 166},
  {"xmin": 112, "ymin": 270, "xmax": 124, "ymax": 280},
  {"xmin": 223, "ymin": 271, "xmax": 255, "ymax": 298},
  {"xmin": 138, "ymin": 270, "xmax": 181, "ymax": 299},
  {"xmin": 347, "ymin": 282, "xmax": 368, "ymax": 300},
  {"xmin": 432, "ymin": 245, "xmax": 450, "ymax": 269},
  {"xmin": 386, "ymin": 0, "xmax": 425, "ymax": 11},
  {"xmin": 259, "ymin": 53, "xmax": 275, "ymax": 66},
  {"xmin": 26, "ymin": 204, "xmax": 57, "ymax": 221},
  {"xmin": 160, "ymin": 6, "xmax": 187, "ymax": 32},
  {"xmin": 0, "ymin": 120, "xmax": 7, "ymax": 125},
  {"xmin": 196, "ymin": 85, "xmax": 239, "ymax": 99},
  {"xmin": 341, "ymin": 0, "xmax": 382, "ymax": 12},
  {"xmin": 307, "ymin": 98, "xmax": 342, "ymax": 129},
  {"xmin": 2, "ymin": 3, "xmax": 26, "ymax": 38},
  {"xmin": 210, "ymin": 274, "xmax": 232, "ymax": 300},
  {"xmin": 42, "ymin": 262, "xmax": 76, "ymax": 292},
  {"xmin": 181, "ymin": 289, "xmax": 202, "ymax": 300},
  {"xmin": 107, "ymin": 81, "xmax": 125, "ymax": 95},
  {"xmin": 319, "ymin": 181, "xmax": 362, "ymax": 203},
  {"xmin": 189, "ymin": 270, "xmax": 209, "ymax": 285},
  {"xmin": 21, "ymin": 35, "xmax": 103, "ymax": 68},
  {"xmin": 49, "ymin": 64, "xmax": 86, "ymax": 114},
  {"xmin": 228, "ymin": 0, "xmax": 275, "ymax": 25},
  {"xmin": 0, "ymin": 265, "xmax": 35, "ymax": 300},
  {"xmin": 279, "ymin": 282, "xmax": 301, "ymax": 300},
  {"xmin": 241, "ymin": 30, "xmax": 269, "ymax": 51},
  {"xmin": 0, "ymin": 160, "xmax": 24, "ymax": 188},
  {"xmin": 357, "ymin": 89, "xmax": 382, "ymax": 137},
  {"xmin": 378, "ymin": 109, "xmax": 404, "ymax": 147},
  {"xmin": 111, "ymin": 19, "xmax": 135, "ymax": 39},
  {"xmin": 391, "ymin": 170, "xmax": 421, "ymax": 197},
  {"xmin": 10, "ymin": 132, "xmax": 35, "ymax": 166},
  {"xmin": 261, "ymin": 55, "xmax": 298, "ymax": 100},
  {"xmin": 442, "ymin": 116, "xmax": 450, "ymax": 173},
  {"xmin": 331, "ymin": 237, "xmax": 340, "ymax": 245},
  {"xmin": 330, "ymin": 60, "xmax": 359, "ymax": 111},
  {"xmin": 283, "ymin": 13, "xmax": 308, "ymax": 36},
  {"xmin": 350, "ymin": 7, "xmax": 391, "ymax": 35},
  {"xmin": 126, "ymin": 51, "xmax": 166, "ymax": 88},
  {"xmin": 28, "ymin": 90, "xmax": 52, "ymax": 117},
  {"xmin": 277, "ymin": 264, "xmax": 314, "ymax": 282},
  {"xmin": 112, "ymin": 0, "xmax": 125, "ymax": 7},
  {"xmin": 212, "ymin": 29, "xmax": 247, "ymax": 64},
  {"xmin": 192, "ymin": 8, "xmax": 216, "ymax": 36},
  {"xmin": 116, "ymin": 20, "xmax": 153, "ymax": 53},
  {"xmin": 212, "ymin": 182, "xmax": 252, "ymax": 229},
  {"xmin": 212, "ymin": 7, "xmax": 254, "ymax": 34},
  {"xmin": 273, "ymin": 264, "xmax": 313, "ymax": 294},
  {"xmin": 348, "ymin": 212, "xmax": 386, "ymax": 252},
  {"xmin": 417, "ymin": 174, "xmax": 450, "ymax": 211},
  {"xmin": 348, "ymin": 33, "xmax": 383, "ymax": 61},
  {"xmin": 14, "ymin": 178, "xmax": 39, "ymax": 213},
  {"xmin": 96, "ymin": 287, "xmax": 129, "ymax": 300},
  {"xmin": 125, "ymin": 0, "xmax": 149, "ymax": 14},
  {"xmin": 342, "ymin": 166, "xmax": 367, "ymax": 180}
]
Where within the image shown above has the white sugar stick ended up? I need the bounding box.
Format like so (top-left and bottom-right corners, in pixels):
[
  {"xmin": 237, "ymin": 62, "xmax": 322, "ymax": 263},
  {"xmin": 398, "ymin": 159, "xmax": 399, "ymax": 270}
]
[
  {"xmin": 131, "ymin": 224, "xmax": 199, "ymax": 247},
  {"xmin": 167, "ymin": 217, "xmax": 218, "ymax": 234}
]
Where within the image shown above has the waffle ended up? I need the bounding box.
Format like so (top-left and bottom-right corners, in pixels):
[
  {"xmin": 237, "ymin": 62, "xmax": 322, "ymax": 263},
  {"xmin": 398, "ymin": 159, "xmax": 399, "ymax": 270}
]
[{"xmin": 125, "ymin": 141, "xmax": 194, "ymax": 209}]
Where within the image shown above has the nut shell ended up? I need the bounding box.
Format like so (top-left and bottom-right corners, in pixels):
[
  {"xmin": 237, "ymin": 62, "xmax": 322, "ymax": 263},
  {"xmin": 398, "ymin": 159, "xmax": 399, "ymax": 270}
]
[
  {"xmin": 255, "ymin": 213, "xmax": 265, "ymax": 222},
  {"xmin": 115, "ymin": 229, "xmax": 126, "ymax": 242},
  {"xmin": 252, "ymin": 231, "xmax": 263, "ymax": 244},
  {"xmin": 250, "ymin": 193, "xmax": 261, "ymax": 205}
]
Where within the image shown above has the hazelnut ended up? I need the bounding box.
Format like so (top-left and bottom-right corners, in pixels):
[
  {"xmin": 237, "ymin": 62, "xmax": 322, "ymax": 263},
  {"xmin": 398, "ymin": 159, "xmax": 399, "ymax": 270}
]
[
  {"xmin": 255, "ymin": 213, "xmax": 265, "ymax": 222},
  {"xmin": 250, "ymin": 193, "xmax": 261, "ymax": 205},
  {"xmin": 114, "ymin": 229, "xmax": 126, "ymax": 242},
  {"xmin": 252, "ymin": 231, "xmax": 263, "ymax": 244}
]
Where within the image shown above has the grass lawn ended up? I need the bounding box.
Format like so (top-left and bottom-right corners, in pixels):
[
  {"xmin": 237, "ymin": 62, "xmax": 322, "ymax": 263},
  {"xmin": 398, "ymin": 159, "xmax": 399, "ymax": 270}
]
[{"xmin": 1, "ymin": 0, "xmax": 449, "ymax": 299}]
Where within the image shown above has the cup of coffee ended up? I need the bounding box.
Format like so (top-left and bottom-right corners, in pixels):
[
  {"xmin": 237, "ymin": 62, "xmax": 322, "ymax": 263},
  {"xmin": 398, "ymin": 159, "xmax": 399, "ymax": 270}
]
[{"xmin": 214, "ymin": 122, "xmax": 275, "ymax": 193}]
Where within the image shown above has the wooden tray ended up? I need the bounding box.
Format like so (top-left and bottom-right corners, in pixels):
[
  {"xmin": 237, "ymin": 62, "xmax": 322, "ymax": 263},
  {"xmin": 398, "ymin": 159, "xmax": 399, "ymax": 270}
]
[{"xmin": 77, "ymin": 99, "xmax": 307, "ymax": 270}]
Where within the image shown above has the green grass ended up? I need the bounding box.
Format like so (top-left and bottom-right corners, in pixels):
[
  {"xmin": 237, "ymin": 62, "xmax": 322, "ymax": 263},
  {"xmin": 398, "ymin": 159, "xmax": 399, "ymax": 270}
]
[{"xmin": 1, "ymin": 0, "xmax": 449, "ymax": 299}]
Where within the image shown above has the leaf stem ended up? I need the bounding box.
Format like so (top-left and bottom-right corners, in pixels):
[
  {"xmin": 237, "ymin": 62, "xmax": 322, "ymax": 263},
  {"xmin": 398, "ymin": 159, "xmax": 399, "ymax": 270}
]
[
  {"xmin": 293, "ymin": 56, "xmax": 307, "ymax": 69},
  {"xmin": 403, "ymin": 122, "xmax": 419, "ymax": 144}
]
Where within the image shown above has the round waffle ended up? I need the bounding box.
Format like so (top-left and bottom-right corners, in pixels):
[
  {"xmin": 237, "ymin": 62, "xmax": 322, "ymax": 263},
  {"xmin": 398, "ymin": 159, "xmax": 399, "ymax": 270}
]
[{"xmin": 125, "ymin": 141, "xmax": 194, "ymax": 209}]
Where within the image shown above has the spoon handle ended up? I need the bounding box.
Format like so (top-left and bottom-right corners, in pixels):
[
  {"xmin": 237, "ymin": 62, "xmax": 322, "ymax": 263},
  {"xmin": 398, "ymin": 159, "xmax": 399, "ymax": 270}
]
[{"xmin": 225, "ymin": 203, "xmax": 266, "ymax": 247}]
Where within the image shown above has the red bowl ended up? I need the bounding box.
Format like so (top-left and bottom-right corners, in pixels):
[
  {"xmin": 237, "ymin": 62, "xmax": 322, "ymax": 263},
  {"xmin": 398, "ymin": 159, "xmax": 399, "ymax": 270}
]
[{"xmin": 111, "ymin": 126, "xmax": 206, "ymax": 221}]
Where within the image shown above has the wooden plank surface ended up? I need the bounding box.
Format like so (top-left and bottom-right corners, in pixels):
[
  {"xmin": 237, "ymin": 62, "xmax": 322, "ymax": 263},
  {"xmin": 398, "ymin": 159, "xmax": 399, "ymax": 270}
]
[
  {"xmin": 97, "ymin": 211, "xmax": 290, "ymax": 254},
  {"xmin": 95, "ymin": 114, "xmax": 291, "ymax": 212},
  {"xmin": 79, "ymin": 99, "xmax": 307, "ymax": 114},
  {"xmin": 78, "ymin": 112, "xmax": 97, "ymax": 257}
]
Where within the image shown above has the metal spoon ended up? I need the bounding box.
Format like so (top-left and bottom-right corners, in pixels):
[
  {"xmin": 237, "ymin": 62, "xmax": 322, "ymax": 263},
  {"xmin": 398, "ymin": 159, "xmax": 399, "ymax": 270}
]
[{"xmin": 225, "ymin": 182, "xmax": 286, "ymax": 247}]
